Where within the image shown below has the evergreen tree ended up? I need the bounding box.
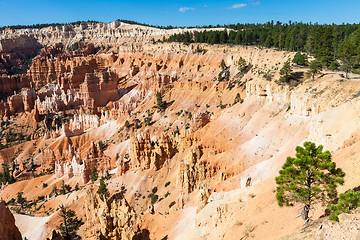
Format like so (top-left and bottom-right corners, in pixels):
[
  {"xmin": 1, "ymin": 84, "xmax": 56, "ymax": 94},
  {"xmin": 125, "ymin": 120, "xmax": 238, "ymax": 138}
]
[
  {"xmin": 308, "ymin": 60, "xmax": 323, "ymax": 80},
  {"xmin": 58, "ymin": 205, "xmax": 84, "ymax": 240},
  {"xmin": 237, "ymin": 57, "xmax": 247, "ymax": 72},
  {"xmin": 90, "ymin": 167, "xmax": 98, "ymax": 183},
  {"xmin": 124, "ymin": 120, "xmax": 130, "ymax": 128},
  {"xmin": 279, "ymin": 59, "xmax": 292, "ymax": 82},
  {"xmin": 220, "ymin": 30, "xmax": 228, "ymax": 44},
  {"xmin": 97, "ymin": 177, "xmax": 110, "ymax": 201},
  {"xmin": 329, "ymin": 190, "xmax": 360, "ymax": 221},
  {"xmin": 339, "ymin": 28, "xmax": 360, "ymax": 78},
  {"xmin": 60, "ymin": 180, "xmax": 66, "ymax": 195},
  {"xmin": 292, "ymin": 52, "xmax": 307, "ymax": 66},
  {"xmin": 156, "ymin": 91, "xmax": 166, "ymax": 110},
  {"xmin": 276, "ymin": 142, "xmax": 345, "ymax": 223},
  {"xmin": 16, "ymin": 192, "xmax": 26, "ymax": 208},
  {"xmin": 220, "ymin": 60, "xmax": 227, "ymax": 70},
  {"xmin": 233, "ymin": 93, "xmax": 242, "ymax": 105},
  {"xmin": 329, "ymin": 61, "xmax": 340, "ymax": 71},
  {"xmin": 340, "ymin": 40, "xmax": 356, "ymax": 78}
]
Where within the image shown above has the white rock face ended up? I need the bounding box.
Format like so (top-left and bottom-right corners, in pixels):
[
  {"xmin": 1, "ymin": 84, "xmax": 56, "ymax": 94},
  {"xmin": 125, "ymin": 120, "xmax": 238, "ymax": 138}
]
[{"xmin": 0, "ymin": 21, "xmax": 225, "ymax": 49}]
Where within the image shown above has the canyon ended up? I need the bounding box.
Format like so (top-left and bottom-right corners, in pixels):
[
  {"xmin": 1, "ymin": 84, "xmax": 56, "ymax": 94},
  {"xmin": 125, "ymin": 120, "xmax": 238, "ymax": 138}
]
[{"xmin": 0, "ymin": 21, "xmax": 360, "ymax": 240}]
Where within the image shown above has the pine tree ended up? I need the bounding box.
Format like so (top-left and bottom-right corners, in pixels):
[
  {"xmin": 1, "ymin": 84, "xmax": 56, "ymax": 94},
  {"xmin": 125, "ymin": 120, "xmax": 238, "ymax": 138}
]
[
  {"xmin": 233, "ymin": 93, "xmax": 242, "ymax": 105},
  {"xmin": 60, "ymin": 180, "xmax": 66, "ymax": 195},
  {"xmin": 329, "ymin": 190, "xmax": 360, "ymax": 221},
  {"xmin": 276, "ymin": 142, "xmax": 345, "ymax": 223},
  {"xmin": 292, "ymin": 52, "xmax": 307, "ymax": 66},
  {"xmin": 90, "ymin": 167, "xmax": 98, "ymax": 183},
  {"xmin": 156, "ymin": 91, "xmax": 166, "ymax": 110},
  {"xmin": 97, "ymin": 177, "xmax": 110, "ymax": 201},
  {"xmin": 58, "ymin": 205, "xmax": 84, "ymax": 240},
  {"xmin": 339, "ymin": 31, "xmax": 359, "ymax": 78},
  {"xmin": 279, "ymin": 59, "xmax": 292, "ymax": 82},
  {"xmin": 220, "ymin": 30, "xmax": 228, "ymax": 44},
  {"xmin": 220, "ymin": 60, "xmax": 227, "ymax": 70},
  {"xmin": 16, "ymin": 192, "xmax": 26, "ymax": 208},
  {"xmin": 308, "ymin": 60, "xmax": 323, "ymax": 80},
  {"xmin": 237, "ymin": 57, "xmax": 247, "ymax": 72}
]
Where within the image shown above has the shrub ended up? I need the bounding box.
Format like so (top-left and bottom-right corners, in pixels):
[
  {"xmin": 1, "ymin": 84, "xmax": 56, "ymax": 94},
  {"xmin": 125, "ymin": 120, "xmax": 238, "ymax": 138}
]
[
  {"xmin": 98, "ymin": 140, "xmax": 108, "ymax": 150},
  {"xmin": 233, "ymin": 93, "xmax": 242, "ymax": 105},
  {"xmin": 329, "ymin": 190, "xmax": 360, "ymax": 221},
  {"xmin": 151, "ymin": 194, "xmax": 159, "ymax": 204},
  {"xmin": 169, "ymin": 201, "xmax": 176, "ymax": 208}
]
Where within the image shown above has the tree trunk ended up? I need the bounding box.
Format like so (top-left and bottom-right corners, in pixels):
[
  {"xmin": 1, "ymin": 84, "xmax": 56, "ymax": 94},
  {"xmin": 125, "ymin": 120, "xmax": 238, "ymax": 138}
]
[{"xmin": 301, "ymin": 204, "xmax": 310, "ymax": 221}]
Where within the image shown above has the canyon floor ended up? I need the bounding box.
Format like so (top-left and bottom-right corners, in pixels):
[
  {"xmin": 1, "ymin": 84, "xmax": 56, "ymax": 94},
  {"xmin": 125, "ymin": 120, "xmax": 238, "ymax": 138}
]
[{"xmin": 0, "ymin": 21, "xmax": 360, "ymax": 240}]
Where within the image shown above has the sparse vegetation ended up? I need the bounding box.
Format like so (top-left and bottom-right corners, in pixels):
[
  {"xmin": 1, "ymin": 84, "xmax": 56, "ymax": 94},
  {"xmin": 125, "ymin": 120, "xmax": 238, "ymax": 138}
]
[
  {"xmin": 233, "ymin": 93, "xmax": 243, "ymax": 105},
  {"xmin": 237, "ymin": 57, "xmax": 248, "ymax": 72}
]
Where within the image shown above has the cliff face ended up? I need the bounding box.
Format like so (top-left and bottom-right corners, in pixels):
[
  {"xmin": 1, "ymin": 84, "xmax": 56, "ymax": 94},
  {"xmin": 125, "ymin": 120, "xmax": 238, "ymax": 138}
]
[{"xmin": 0, "ymin": 199, "xmax": 22, "ymax": 240}]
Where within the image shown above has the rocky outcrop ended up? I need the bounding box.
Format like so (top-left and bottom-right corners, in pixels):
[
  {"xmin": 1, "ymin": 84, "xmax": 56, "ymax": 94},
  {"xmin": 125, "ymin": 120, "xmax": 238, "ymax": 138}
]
[
  {"xmin": 314, "ymin": 209, "xmax": 360, "ymax": 240},
  {"xmin": 0, "ymin": 199, "xmax": 22, "ymax": 240},
  {"xmin": 246, "ymin": 81, "xmax": 290, "ymax": 103},
  {"xmin": 68, "ymin": 113, "xmax": 100, "ymax": 132},
  {"xmin": 190, "ymin": 111, "xmax": 212, "ymax": 132},
  {"xmin": 0, "ymin": 75, "xmax": 31, "ymax": 100},
  {"xmin": 130, "ymin": 133, "xmax": 177, "ymax": 171},
  {"xmin": 0, "ymin": 34, "xmax": 42, "ymax": 75},
  {"xmin": 178, "ymin": 145, "xmax": 215, "ymax": 193},
  {"xmin": 84, "ymin": 190, "xmax": 145, "ymax": 240},
  {"xmin": 79, "ymin": 70, "xmax": 120, "ymax": 109},
  {"xmin": 54, "ymin": 142, "xmax": 110, "ymax": 183}
]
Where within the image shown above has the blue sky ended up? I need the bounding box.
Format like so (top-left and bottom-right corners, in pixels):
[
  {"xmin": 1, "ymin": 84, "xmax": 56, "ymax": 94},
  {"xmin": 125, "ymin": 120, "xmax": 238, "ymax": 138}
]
[{"xmin": 0, "ymin": 0, "xmax": 359, "ymax": 27}]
